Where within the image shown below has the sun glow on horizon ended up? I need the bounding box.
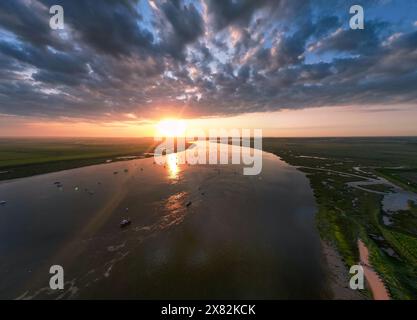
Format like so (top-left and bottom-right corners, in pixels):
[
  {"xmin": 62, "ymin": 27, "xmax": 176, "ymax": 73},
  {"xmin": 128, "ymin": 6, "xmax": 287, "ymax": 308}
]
[{"xmin": 155, "ymin": 119, "xmax": 187, "ymax": 137}]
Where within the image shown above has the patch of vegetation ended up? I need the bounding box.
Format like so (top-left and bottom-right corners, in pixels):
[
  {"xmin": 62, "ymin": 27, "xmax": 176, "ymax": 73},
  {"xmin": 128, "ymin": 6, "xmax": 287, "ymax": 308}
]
[
  {"xmin": 376, "ymin": 168, "xmax": 417, "ymax": 193},
  {"xmin": 263, "ymin": 137, "xmax": 417, "ymax": 167},
  {"xmin": 390, "ymin": 201, "xmax": 417, "ymax": 236}
]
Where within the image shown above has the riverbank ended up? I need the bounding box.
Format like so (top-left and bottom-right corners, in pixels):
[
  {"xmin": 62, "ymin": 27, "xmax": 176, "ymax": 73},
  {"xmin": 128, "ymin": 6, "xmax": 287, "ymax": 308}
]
[
  {"xmin": 321, "ymin": 238, "xmax": 391, "ymax": 300},
  {"xmin": 321, "ymin": 241, "xmax": 366, "ymax": 300}
]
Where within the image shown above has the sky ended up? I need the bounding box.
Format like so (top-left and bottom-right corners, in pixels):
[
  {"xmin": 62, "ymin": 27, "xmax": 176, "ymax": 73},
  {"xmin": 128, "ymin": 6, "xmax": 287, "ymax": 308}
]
[{"xmin": 0, "ymin": 0, "xmax": 416, "ymax": 137}]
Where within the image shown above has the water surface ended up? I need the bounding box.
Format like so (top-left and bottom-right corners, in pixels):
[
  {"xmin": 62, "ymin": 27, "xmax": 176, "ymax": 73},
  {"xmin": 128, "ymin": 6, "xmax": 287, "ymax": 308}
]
[{"xmin": 0, "ymin": 143, "xmax": 330, "ymax": 299}]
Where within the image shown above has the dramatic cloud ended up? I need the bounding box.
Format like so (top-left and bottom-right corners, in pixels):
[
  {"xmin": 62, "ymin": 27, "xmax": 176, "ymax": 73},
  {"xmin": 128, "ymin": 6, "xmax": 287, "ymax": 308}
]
[{"xmin": 0, "ymin": 0, "xmax": 416, "ymax": 121}]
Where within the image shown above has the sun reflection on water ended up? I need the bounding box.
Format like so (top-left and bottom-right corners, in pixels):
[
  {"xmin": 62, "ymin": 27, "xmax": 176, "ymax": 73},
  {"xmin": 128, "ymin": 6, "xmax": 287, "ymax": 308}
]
[{"xmin": 167, "ymin": 153, "xmax": 180, "ymax": 180}]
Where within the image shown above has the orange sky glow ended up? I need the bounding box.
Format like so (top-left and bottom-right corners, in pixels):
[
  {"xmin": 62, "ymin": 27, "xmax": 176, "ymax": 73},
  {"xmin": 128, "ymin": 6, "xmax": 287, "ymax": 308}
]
[{"xmin": 1, "ymin": 104, "xmax": 417, "ymax": 138}]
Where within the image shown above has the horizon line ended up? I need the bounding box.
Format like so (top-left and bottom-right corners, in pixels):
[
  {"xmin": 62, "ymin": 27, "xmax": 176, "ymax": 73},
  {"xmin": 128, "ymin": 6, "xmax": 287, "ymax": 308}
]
[{"xmin": 1, "ymin": 135, "xmax": 417, "ymax": 139}]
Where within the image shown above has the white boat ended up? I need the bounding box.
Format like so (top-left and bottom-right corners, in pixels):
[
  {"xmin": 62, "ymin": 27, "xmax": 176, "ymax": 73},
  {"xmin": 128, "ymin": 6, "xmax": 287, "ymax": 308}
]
[{"xmin": 120, "ymin": 219, "xmax": 131, "ymax": 228}]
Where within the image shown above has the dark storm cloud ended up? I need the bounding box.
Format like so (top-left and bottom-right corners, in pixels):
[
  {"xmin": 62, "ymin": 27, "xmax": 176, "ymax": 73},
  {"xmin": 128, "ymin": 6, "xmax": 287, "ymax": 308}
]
[
  {"xmin": 206, "ymin": 0, "xmax": 268, "ymax": 30},
  {"xmin": 0, "ymin": 0, "xmax": 416, "ymax": 120},
  {"xmin": 0, "ymin": 0, "xmax": 56, "ymax": 47},
  {"xmin": 159, "ymin": 0, "xmax": 205, "ymax": 59},
  {"xmin": 161, "ymin": 1, "xmax": 204, "ymax": 45},
  {"xmin": 39, "ymin": 0, "xmax": 155, "ymax": 57}
]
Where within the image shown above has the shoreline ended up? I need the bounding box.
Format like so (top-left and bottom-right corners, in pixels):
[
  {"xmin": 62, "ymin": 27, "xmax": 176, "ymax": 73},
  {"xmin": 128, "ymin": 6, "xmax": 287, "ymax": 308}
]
[
  {"xmin": 321, "ymin": 239, "xmax": 392, "ymax": 300},
  {"xmin": 321, "ymin": 241, "xmax": 367, "ymax": 300}
]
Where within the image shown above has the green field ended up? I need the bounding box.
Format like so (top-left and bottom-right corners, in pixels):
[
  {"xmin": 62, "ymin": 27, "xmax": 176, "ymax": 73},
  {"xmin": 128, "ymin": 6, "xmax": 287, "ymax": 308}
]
[
  {"xmin": 263, "ymin": 137, "xmax": 417, "ymax": 299},
  {"xmin": 0, "ymin": 137, "xmax": 157, "ymax": 180},
  {"xmin": 376, "ymin": 168, "xmax": 417, "ymax": 193}
]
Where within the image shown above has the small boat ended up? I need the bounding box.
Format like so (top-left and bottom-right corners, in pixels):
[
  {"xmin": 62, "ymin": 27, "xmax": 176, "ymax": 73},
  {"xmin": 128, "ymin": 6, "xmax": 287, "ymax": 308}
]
[
  {"xmin": 186, "ymin": 201, "xmax": 192, "ymax": 208},
  {"xmin": 0, "ymin": 201, "xmax": 6, "ymax": 205},
  {"xmin": 120, "ymin": 219, "xmax": 131, "ymax": 228}
]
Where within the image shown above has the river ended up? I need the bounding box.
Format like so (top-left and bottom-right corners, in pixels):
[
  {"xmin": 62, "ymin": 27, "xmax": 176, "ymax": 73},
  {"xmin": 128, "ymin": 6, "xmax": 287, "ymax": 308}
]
[{"xmin": 0, "ymin": 142, "xmax": 330, "ymax": 299}]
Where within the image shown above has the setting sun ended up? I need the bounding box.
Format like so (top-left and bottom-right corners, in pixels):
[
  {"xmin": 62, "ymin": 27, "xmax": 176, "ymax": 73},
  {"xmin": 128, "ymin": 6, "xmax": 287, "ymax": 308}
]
[{"xmin": 155, "ymin": 119, "xmax": 187, "ymax": 137}]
